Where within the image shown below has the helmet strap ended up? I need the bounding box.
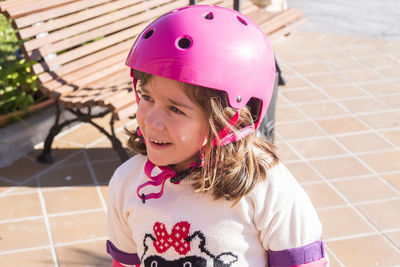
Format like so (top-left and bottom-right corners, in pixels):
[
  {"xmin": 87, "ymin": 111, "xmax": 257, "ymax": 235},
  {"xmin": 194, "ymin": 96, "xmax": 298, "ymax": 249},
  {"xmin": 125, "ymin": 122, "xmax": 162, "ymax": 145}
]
[{"xmin": 212, "ymin": 111, "xmax": 255, "ymax": 146}]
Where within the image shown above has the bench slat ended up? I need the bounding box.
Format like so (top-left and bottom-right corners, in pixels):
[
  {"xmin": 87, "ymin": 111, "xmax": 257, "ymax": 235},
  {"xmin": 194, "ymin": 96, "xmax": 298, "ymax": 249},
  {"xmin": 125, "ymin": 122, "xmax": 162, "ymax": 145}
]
[
  {"xmin": 268, "ymin": 16, "xmax": 307, "ymax": 40},
  {"xmin": 23, "ymin": 0, "xmax": 166, "ymax": 52},
  {"xmin": 41, "ymin": 51, "xmax": 127, "ymax": 92},
  {"xmin": 26, "ymin": 0, "xmax": 175, "ymax": 58},
  {"xmin": 5, "ymin": 0, "xmax": 78, "ymax": 19},
  {"xmin": 34, "ymin": 39, "xmax": 133, "ymax": 79},
  {"xmin": 18, "ymin": 0, "xmax": 137, "ymax": 39},
  {"xmin": 259, "ymin": 8, "xmax": 303, "ymax": 35}
]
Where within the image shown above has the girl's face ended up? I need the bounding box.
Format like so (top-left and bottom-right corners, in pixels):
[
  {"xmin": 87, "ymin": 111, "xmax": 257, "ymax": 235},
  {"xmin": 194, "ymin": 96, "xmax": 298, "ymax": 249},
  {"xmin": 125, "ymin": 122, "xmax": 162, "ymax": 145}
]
[{"xmin": 136, "ymin": 75, "xmax": 209, "ymax": 172}]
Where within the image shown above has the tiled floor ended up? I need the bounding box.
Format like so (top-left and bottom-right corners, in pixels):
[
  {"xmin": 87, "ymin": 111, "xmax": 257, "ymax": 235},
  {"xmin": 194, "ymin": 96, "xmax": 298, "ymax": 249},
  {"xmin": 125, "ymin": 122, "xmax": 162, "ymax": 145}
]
[{"xmin": 0, "ymin": 31, "xmax": 399, "ymax": 266}]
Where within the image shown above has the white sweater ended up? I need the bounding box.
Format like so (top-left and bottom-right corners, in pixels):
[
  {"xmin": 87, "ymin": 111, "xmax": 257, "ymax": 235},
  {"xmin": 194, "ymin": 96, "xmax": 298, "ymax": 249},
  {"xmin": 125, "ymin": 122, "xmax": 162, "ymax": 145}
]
[{"xmin": 107, "ymin": 154, "xmax": 323, "ymax": 266}]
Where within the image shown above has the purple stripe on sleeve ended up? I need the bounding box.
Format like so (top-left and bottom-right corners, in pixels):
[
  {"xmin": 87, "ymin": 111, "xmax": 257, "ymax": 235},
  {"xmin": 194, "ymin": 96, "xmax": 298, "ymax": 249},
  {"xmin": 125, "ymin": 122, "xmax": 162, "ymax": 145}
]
[
  {"xmin": 268, "ymin": 240, "xmax": 325, "ymax": 267},
  {"xmin": 106, "ymin": 240, "xmax": 141, "ymax": 265}
]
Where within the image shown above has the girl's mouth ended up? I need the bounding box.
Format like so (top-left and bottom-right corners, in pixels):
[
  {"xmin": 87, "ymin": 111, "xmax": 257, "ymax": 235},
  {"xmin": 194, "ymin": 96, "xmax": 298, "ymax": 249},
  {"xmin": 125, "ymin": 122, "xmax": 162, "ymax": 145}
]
[{"xmin": 149, "ymin": 138, "xmax": 171, "ymax": 147}]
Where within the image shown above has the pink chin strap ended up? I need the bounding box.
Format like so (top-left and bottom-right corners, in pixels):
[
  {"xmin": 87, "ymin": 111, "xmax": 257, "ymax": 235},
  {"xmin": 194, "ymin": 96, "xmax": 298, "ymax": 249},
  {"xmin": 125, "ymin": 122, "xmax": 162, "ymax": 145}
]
[{"xmin": 137, "ymin": 159, "xmax": 203, "ymax": 203}]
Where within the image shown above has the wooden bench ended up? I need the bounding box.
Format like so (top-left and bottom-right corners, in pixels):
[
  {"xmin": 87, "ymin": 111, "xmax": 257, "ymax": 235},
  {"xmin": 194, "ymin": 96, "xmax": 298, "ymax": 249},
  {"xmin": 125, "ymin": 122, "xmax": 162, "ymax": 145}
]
[{"xmin": 0, "ymin": 0, "xmax": 305, "ymax": 163}]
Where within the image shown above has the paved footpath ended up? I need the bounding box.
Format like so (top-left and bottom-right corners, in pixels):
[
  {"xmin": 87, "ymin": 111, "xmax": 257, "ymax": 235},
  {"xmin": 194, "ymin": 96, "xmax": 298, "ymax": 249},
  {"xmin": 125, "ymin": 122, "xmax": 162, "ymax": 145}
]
[{"xmin": 287, "ymin": 0, "xmax": 400, "ymax": 41}]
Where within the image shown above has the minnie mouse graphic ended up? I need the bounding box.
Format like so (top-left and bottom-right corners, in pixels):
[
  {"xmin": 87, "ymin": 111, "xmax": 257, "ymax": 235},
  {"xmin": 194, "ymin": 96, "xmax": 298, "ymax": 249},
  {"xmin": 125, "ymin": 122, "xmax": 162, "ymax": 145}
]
[{"xmin": 141, "ymin": 221, "xmax": 238, "ymax": 267}]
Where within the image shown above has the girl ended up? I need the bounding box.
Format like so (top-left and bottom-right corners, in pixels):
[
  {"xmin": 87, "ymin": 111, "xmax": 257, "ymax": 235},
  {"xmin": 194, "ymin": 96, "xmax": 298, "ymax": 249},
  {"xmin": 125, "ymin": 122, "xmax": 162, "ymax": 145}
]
[{"xmin": 107, "ymin": 5, "xmax": 327, "ymax": 267}]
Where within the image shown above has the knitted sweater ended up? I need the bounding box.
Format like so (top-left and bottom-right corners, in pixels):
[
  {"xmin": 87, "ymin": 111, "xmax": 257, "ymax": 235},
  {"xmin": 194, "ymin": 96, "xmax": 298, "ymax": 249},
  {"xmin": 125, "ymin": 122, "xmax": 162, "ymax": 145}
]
[{"xmin": 107, "ymin": 154, "xmax": 325, "ymax": 267}]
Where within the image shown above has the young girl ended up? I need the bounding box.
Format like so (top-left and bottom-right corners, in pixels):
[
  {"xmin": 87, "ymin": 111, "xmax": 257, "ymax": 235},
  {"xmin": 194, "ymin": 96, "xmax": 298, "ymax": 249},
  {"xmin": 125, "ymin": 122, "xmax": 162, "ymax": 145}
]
[{"xmin": 106, "ymin": 5, "xmax": 327, "ymax": 267}]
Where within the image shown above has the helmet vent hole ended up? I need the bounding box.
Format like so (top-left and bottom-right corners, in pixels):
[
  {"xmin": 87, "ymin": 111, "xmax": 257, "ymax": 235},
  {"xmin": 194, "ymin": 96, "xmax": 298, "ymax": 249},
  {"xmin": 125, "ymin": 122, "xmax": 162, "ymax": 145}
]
[
  {"xmin": 204, "ymin": 12, "xmax": 214, "ymax": 20},
  {"xmin": 237, "ymin": 16, "xmax": 248, "ymax": 26},
  {"xmin": 177, "ymin": 37, "xmax": 192, "ymax": 49},
  {"xmin": 144, "ymin": 29, "xmax": 154, "ymax": 39}
]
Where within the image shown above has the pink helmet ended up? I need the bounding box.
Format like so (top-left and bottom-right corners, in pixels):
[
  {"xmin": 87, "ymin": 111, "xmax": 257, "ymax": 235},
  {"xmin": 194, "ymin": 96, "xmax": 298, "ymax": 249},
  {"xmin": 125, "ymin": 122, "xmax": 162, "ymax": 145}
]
[{"xmin": 126, "ymin": 5, "xmax": 275, "ymax": 129}]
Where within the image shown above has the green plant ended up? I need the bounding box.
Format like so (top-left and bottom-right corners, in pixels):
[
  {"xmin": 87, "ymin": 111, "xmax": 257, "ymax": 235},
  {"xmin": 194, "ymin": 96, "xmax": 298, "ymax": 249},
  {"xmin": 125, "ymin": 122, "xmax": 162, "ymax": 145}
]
[{"xmin": 0, "ymin": 13, "xmax": 42, "ymax": 116}]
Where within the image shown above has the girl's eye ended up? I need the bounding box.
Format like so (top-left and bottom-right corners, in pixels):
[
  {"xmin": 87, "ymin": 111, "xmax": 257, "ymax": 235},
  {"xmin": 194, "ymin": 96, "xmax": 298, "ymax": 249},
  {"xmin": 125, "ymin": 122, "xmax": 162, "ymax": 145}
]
[
  {"xmin": 170, "ymin": 106, "xmax": 184, "ymax": 115},
  {"xmin": 141, "ymin": 94, "xmax": 152, "ymax": 102}
]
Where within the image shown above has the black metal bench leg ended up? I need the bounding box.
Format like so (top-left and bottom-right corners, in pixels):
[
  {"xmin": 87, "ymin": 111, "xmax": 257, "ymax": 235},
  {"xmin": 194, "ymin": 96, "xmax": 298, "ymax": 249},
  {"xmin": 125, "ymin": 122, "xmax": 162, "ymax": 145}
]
[
  {"xmin": 37, "ymin": 103, "xmax": 79, "ymax": 163},
  {"xmin": 108, "ymin": 115, "xmax": 129, "ymax": 162},
  {"xmin": 88, "ymin": 114, "xmax": 130, "ymax": 163},
  {"xmin": 276, "ymin": 58, "xmax": 286, "ymax": 86}
]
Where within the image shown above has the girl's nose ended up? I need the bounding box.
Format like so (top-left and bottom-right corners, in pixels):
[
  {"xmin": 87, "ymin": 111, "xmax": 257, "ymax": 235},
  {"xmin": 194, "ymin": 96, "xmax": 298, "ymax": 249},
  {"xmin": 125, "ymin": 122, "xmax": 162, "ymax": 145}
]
[{"xmin": 144, "ymin": 109, "xmax": 165, "ymax": 131}]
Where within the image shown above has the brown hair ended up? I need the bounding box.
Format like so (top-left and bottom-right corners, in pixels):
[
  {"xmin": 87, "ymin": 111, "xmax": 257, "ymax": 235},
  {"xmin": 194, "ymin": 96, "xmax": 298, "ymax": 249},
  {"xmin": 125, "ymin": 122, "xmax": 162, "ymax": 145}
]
[{"xmin": 126, "ymin": 72, "xmax": 279, "ymax": 202}]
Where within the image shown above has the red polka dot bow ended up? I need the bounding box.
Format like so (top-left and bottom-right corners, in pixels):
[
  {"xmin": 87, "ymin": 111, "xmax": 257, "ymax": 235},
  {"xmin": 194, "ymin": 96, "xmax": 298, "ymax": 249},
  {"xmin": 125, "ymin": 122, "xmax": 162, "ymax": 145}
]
[{"xmin": 153, "ymin": 221, "xmax": 191, "ymax": 255}]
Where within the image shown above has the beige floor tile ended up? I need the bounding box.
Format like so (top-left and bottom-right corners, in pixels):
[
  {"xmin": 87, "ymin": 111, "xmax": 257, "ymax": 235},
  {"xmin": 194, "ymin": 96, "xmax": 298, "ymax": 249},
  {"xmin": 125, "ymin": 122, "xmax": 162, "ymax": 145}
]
[
  {"xmin": 277, "ymin": 63, "xmax": 297, "ymax": 77},
  {"xmin": 357, "ymin": 199, "xmax": 400, "ymax": 230},
  {"xmin": 0, "ymin": 249, "xmax": 54, "ymax": 267},
  {"xmin": 37, "ymin": 154, "xmax": 94, "ymax": 187},
  {"xmin": 39, "ymin": 139, "xmax": 85, "ymax": 149},
  {"xmin": 379, "ymin": 94, "xmax": 400, "ymax": 109},
  {"xmin": 56, "ymin": 240, "xmax": 112, "ymax": 267},
  {"xmin": 336, "ymin": 132, "xmax": 393, "ymax": 153},
  {"xmin": 0, "ymin": 218, "xmax": 49, "ymax": 251},
  {"xmin": 385, "ymin": 231, "xmax": 400, "ymax": 248},
  {"xmin": 275, "ymin": 121, "xmax": 326, "ymax": 140},
  {"xmin": 339, "ymin": 97, "xmax": 389, "ymax": 113},
  {"xmin": 281, "ymin": 88, "xmax": 328, "ymax": 103},
  {"xmin": 382, "ymin": 173, "xmax": 400, "ymax": 191},
  {"xmin": 89, "ymin": 138, "xmax": 113, "ymax": 148},
  {"xmin": 285, "ymin": 161, "xmax": 323, "ymax": 183},
  {"xmin": 360, "ymin": 56, "xmax": 400, "ymax": 68},
  {"xmin": 275, "ymin": 106, "xmax": 307, "ymax": 122},
  {"xmin": 43, "ymin": 187, "xmax": 103, "ymax": 214},
  {"xmin": 359, "ymin": 81, "xmax": 400, "ymax": 95},
  {"xmin": 58, "ymin": 124, "xmax": 105, "ymax": 146},
  {"xmin": 0, "ymin": 192, "xmax": 42, "ymax": 220},
  {"xmin": 276, "ymin": 93, "xmax": 291, "ymax": 106},
  {"xmin": 325, "ymin": 248, "xmax": 342, "ymax": 267},
  {"xmin": 350, "ymin": 37, "xmax": 390, "ymax": 48},
  {"xmin": 379, "ymin": 66, "xmax": 400, "ymax": 80},
  {"xmin": 359, "ymin": 150, "xmax": 400, "ymax": 173},
  {"xmin": 317, "ymin": 117, "xmax": 368, "ymax": 135},
  {"xmin": 100, "ymin": 185, "xmax": 108, "ymax": 203},
  {"xmin": 305, "ymin": 73, "xmax": 348, "ymax": 87},
  {"xmin": 324, "ymin": 57, "xmax": 366, "ymax": 71},
  {"xmin": 49, "ymin": 210, "xmax": 107, "ymax": 244},
  {"xmin": 318, "ymin": 206, "xmax": 375, "ymax": 239},
  {"xmin": 340, "ymin": 69, "xmax": 384, "ymax": 83},
  {"xmin": 328, "ymin": 235, "xmax": 400, "ymax": 267},
  {"xmin": 358, "ymin": 111, "xmax": 400, "ymax": 129},
  {"xmin": 302, "ymin": 182, "xmax": 346, "ymax": 208},
  {"xmin": 0, "ymin": 157, "xmax": 48, "ymax": 183},
  {"xmin": 321, "ymin": 85, "xmax": 367, "ymax": 99},
  {"xmin": 380, "ymin": 129, "xmax": 400, "ymax": 147},
  {"xmin": 275, "ymin": 143, "xmax": 300, "ymax": 162},
  {"xmin": 276, "ymin": 50, "xmax": 314, "ymax": 64},
  {"xmin": 299, "ymin": 102, "xmax": 348, "ymax": 119},
  {"xmin": 343, "ymin": 46, "xmax": 384, "ymax": 58},
  {"xmin": 310, "ymin": 50, "xmax": 347, "ymax": 61},
  {"xmin": 91, "ymin": 160, "xmax": 121, "ymax": 185},
  {"xmin": 291, "ymin": 62, "xmax": 331, "ymax": 75},
  {"xmin": 321, "ymin": 33, "xmax": 358, "ymax": 47},
  {"xmin": 332, "ymin": 176, "xmax": 399, "ymax": 203},
  {"xmin": 290, "ymin": 137, "xmax": 347, "ymax": 159},
  {"xmin": 310, "ymin": 156, "xmax": 372, "ymax": 179},
  {"xmin": 280, "ymin": 76, "xmax": 311, "ymax": 89},
  {"xmin": 0, "ymin": 180, "xmax": 14, "ymax": 194}
]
